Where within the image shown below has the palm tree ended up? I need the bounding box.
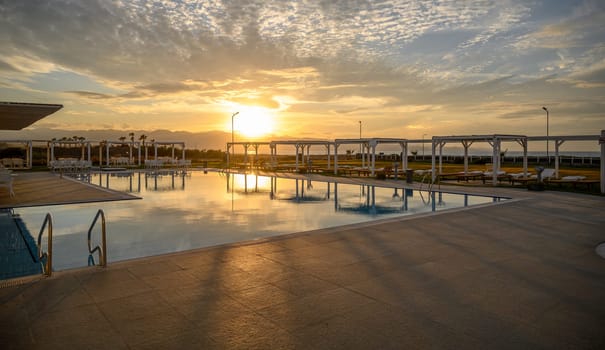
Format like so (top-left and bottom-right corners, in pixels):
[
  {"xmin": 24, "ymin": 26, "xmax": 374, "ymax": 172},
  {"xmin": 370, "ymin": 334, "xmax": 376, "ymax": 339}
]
[
  {"xmin": 411, "ymin": 150, "xmax": 418, "ymax": 161},
  {"xmin": 128, "ymin": 132, "xmax": 135, "ymax": 163},
  {"xmin": 139, "ymin": 134, "xmax": 148, "ymax": 160}
]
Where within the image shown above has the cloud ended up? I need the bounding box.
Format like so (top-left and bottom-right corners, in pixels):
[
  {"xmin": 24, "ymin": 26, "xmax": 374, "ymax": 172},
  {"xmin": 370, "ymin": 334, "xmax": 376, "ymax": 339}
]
[{"xmin": 65, "ymin": 91, "xmax": 113, "ymax": 99}]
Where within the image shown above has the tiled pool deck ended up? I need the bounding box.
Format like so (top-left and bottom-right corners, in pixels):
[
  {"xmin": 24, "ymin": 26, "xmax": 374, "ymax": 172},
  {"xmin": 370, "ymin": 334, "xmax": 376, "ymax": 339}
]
[{"xmin": 1, "ymin": 179, "xmax": 604, "ymax": 349}]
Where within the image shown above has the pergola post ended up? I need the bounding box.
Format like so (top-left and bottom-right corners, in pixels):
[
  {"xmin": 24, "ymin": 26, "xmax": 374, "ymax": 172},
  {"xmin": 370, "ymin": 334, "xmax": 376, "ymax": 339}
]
[
  {"xmin": 226, "ymin": 143, "xmax": 231, "ymax": 167},
  {"xmin": 555, "ymin": 139, "xmax": 564, "ymax": 178},
  {"xmin": 600, "ymin": 130, "xmax": 604, "ymax": 194},
  {"xmin": 400, "ymin": 142, "xmax": 407, "ymax": 171},
  {"xmin": 370, "ymin": 140, "xmax": 377, "ymax": 176},
  {"xmin": 295, "ymin": 144, "xmax": 300, "ymax": 171},
  {"xmin": 106, "ymin": 142, "xmax": 110, "ymax": 166},
  {"xmin": 462, "ymin": 140, "xmax": 473, "ymax": 174},
  {"xmin": 431, "ymin": 139, "xmax": 437, "ymax": 183},
  {"xmin": 334, "ymin": 143, "xmax": 339, "ymax": 175},
  {"xmin": 361, "ymin": 143, "xmax": 366, "ymax": 168},
  {"xmin": 438, "ymin": 141, "xmax": 444, "ymax": 174},
  {"xmin": 325, "ymin": 143, "xmax": 331, "ymax": 169},
  {"xmin": 27, "ymin": 141, "xmax": 32, "ymax": 168}
]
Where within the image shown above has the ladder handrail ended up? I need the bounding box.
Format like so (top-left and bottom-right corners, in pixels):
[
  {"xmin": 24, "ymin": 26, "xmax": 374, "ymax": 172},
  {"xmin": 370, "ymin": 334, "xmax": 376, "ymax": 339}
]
[
  {"xmin": 87, "ymin": 209, "xmax": 107, "ymax": 267},
  {"xmin": 37, "ymin": 213, "xmax": 53, "ymax": 276}
]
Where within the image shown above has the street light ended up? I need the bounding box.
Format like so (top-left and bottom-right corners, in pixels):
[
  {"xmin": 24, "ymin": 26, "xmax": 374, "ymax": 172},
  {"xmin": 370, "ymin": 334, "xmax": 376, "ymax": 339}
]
[
  {"xmin": 542, "ymin": 106, "xmax": 549, "ymax": 164},
  {"xmin": 231, "ymin": 111, "xmax": 239, "ymax": 162},
  {"xmin": 422, "ymin": 133, "xmax": 428, "ymax": 159},
  {"xmin": 358, "ymin": 121, "xmax": 362, "ymax": 154}
]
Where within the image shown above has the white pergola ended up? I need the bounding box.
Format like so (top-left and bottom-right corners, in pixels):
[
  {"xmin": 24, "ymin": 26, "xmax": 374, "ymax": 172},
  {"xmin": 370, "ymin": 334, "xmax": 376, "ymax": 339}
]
[
  {"xmin": 431, "ymin": 135, "xmax": 528, "ymax": 185},
  {"xmin": 151, "ymin": 141, "xmax": 186, "ymax": 161},
  {"xmin": 0, "ymin": 139, "xmax": 33, "ymax": 168},
  {"xmin": 269, "ymin": 140, "xmax": 333, "ymax": 172},
  {"xmin": 226, "ymin": 141, "xmax": 271, "ymax": 168},
  {"xmin": 102, "ymin": 140, "xmax": 142, "ymax": 166},
  {"xmin": 334, "ymin": 138, "xmax": 409, "ymax": 176},
  {"xmin": 49, "ymin": 140, "xmax": 93, "ymax": 164},
  {"xmin": 527, "ymin": 134, "xmax": 602, "ymax": 178}
]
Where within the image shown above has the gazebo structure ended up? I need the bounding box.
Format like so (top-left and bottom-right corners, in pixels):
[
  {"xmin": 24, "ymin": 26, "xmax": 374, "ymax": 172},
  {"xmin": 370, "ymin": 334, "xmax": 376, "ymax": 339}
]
[
  {"xmin": 334, "ymin": 138, "xmax": 409, "ymax": 176},
  {"xmin": 151, "ymin": 141, "xmax": 186, "ymax": 162},
  {"xmin": 227, "ymin": 141, "xmax": 271, "ymax": 169},
  {"xmin": 269, "ymin": 140, "xmax": 333, "ymax": 172},
  {"xmin": 0, "ymin": 140, "xmax": 34, "ymax": 169},
  {"xmin": 48, "ymin": 139, "xmax": 93, "ymax": 166},
  {"xmin": 102, "ymin": 140, "xmax": 142, "ymax": 167},
  {"xmin": 527, "ymin": 134, "xmax": 603, "ymax": 178},
  {"xmin": 431, "ymin": 135, "xmax": 529, "ymax": 185}
]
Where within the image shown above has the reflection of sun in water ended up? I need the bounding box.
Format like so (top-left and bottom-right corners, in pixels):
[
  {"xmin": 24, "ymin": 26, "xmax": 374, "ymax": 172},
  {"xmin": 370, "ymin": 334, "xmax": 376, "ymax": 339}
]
[
  {"xmin": 232, "ymin": 174, "xmax": 272, "ymax": 191},
  {"xmin": 234, "ymin": 106, "xmax": 275, "ymax": 138}
]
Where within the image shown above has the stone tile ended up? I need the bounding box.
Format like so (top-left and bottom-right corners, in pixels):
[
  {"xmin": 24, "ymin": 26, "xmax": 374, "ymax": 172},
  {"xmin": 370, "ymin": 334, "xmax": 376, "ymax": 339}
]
[
  {"xmin": 30, "ymin": 304, "xmax": 122, "ymax": 346},
  {"xmin": 208, "ymin": 312, "xmax": 298, "ymax": 349},
  {"xmin": 140, "ymin": 269, "xmax": 200, "ymax": 290},
  {"xmin": 127, "ymin": 259, "xmax": 184, "ymax": 278},
  {"xmin": 230, "ymin": 282, "xmax": 298, "ymax": 310},
  {"xmin": 257, "ymin": 287, "xmax": 373, "ymax": 331},
  {"xmin": 96, "ymin": 291, "xmax": 175, "ymax": 322},
  {"xmin": 270, "ymin": 272, "xmax": 339, "ymax": 297}
]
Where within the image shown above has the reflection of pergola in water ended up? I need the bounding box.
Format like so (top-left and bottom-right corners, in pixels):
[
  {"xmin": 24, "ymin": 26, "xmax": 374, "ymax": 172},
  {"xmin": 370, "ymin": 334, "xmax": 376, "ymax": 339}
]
[{"xmin": 334, "ymin": 138, "xmax": 409, "ymax": 176}]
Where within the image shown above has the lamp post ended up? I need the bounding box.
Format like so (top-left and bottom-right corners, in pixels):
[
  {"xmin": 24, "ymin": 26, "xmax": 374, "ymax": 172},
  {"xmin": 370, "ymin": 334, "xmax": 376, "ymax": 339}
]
[
  {"xmin": 231, "ymin": 111, "xmax": 239, "ymax": 163},
  {"xmin": 542, "ymin": 107, "xmax": 549, "ymax": 164},
  {"xmin": 422, "ymin": 134, "xmax": 427, "ymax": 159},
  {"xmin": 358, "ymin": 121, "xmax": 362, "ymax": 154}
]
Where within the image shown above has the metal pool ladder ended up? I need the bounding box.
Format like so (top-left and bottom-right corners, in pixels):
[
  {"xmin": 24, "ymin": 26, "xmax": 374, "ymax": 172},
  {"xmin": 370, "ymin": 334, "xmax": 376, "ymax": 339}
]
[
  {"xmin": 88, "ymin": 209, "xmax": 107, "ymax": 267},
  {"xmin": 37, "ymin": 213, "xmax": 53, "ymax": 276}
]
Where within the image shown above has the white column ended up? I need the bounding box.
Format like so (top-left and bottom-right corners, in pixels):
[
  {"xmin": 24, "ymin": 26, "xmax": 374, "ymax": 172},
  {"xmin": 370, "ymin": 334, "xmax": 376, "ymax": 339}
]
[
  {"xmin": 334, "ymin": 144, "xmax": 339, "ymax": 175},
  {"xmin": 295, "ymin": 144, "xmax": 300, "ymax": 171},
  {"xmin": 600, "ymin": 130, "xmax": 605, "ymax": 194},
  {"xmin": 431, "ymin": 140, "xmax": 437, "ymax": 183},
  {"xmin": 555, "ymin": 140, "xmax": 564, "ymax": 178},
  {"xmin": 370, "ymin": 141, "xmax": 377, "ymax": 176},
  {"xmin": 438, "ymin": 141, "xmax": 444, "ymax": 174},
  {"xmin": 401, "ymin": 142, "xmax": 407, "ymax": 171},
  {"xmin": 27, "ymin": 141, "xmax": 32, "ymax": 168}
]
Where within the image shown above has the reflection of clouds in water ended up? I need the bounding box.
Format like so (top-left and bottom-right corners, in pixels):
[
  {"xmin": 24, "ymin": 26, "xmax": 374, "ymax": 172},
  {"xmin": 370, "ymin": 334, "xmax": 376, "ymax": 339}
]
[{"xmin": 14, "ymin": 172, "xmax": 501, "ymax": 271}]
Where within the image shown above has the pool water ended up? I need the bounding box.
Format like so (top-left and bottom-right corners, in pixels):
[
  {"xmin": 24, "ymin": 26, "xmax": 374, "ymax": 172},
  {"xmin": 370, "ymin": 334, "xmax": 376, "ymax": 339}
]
[{"xmin": 15, "ymin": 171, "xmax": 506, "ymax": 271}]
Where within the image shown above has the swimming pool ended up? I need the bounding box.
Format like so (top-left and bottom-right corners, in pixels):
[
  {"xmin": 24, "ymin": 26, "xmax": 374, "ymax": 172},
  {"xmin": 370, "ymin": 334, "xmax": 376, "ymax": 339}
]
[{"xmin": 15, "ymin": 171, "xmax": 506, "ymax": 271}]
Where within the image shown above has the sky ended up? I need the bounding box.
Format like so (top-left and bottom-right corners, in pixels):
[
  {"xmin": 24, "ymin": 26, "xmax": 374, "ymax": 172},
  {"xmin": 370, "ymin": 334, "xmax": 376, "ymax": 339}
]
[{"xmin": 1, "ymin": 0, "xmax": 604, "ymax": 144}]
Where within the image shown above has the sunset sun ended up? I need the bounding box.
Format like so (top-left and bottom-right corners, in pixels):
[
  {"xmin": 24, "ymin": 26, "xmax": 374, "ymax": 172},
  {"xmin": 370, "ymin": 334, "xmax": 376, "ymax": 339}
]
[{"xmin": 232, "ymin": 106, "xmax": 275, "ymax": 138}]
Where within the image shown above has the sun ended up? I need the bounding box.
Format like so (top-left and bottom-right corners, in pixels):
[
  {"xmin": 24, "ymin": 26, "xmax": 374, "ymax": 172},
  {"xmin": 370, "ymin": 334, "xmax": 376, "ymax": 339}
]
[{"xmin": 233, "ymin": 106, "xmax": 275, "ymax": 138}]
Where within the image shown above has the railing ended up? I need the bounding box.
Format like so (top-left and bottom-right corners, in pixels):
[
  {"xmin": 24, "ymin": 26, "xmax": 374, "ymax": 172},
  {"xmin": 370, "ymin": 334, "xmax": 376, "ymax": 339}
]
[
  {"xmin": 87, "ymin": 209, "xmax": 107, "ymax": 267},
  {"xmin": 37, "ymin": 213, "xmax": 53, "ymax": 276}
]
